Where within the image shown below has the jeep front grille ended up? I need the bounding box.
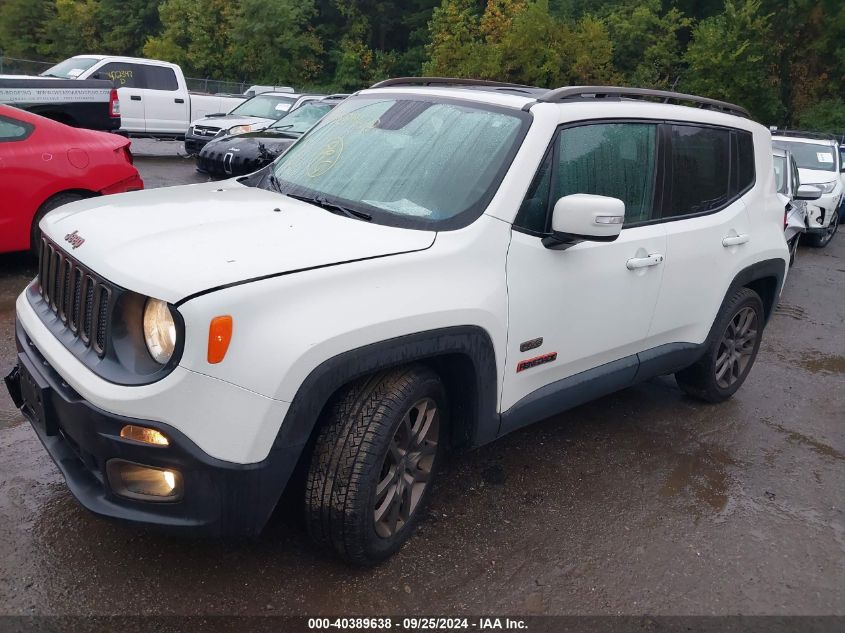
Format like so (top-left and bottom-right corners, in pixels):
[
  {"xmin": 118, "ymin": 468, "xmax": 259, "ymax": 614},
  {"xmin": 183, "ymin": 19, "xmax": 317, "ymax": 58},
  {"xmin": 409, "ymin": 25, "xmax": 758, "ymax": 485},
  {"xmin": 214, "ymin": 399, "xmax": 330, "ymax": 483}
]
[{"xmin": 37, "ymin": 237, "xmax": 113, "ymax": 356}]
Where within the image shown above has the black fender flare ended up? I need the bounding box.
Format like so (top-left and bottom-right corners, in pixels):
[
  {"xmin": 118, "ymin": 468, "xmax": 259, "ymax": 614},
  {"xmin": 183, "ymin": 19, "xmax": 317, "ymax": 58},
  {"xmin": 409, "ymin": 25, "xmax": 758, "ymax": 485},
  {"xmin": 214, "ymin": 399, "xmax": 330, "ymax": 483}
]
[
  {"xmin": 702, "ymin": 257, "xmax": 787, "ymax": 349},
  {"xmin": 271, "ymin": 325, "xmax": 500, "ymax": 456}
]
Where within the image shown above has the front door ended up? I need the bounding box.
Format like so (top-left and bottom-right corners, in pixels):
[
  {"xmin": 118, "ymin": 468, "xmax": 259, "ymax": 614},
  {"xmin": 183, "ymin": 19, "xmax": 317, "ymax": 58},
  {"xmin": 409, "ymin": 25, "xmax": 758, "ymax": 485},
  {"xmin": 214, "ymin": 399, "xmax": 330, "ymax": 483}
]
[
  {"xmin": 93, "ymin": 61, "xmax": 145, "ymax": 133},
  {"xmin": 502, "ymin": 121, "xmax": 667, "ymax": 426}
]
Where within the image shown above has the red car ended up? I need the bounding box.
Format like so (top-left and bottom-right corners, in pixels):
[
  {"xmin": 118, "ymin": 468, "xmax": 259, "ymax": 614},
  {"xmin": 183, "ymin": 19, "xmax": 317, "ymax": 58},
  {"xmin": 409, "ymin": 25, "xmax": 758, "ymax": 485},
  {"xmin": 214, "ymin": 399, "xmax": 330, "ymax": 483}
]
[{"xmin": 0, "ymin": 105, "xmax": 143, "ymax": 254}]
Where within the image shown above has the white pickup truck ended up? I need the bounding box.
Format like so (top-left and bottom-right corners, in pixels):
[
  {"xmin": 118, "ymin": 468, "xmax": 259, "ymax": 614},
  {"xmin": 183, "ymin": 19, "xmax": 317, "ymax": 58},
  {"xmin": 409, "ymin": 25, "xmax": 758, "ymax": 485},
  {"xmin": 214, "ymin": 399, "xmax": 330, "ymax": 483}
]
[{"xmin": 39, "ymin": 55, "xmax": 246, "ymax": 137}]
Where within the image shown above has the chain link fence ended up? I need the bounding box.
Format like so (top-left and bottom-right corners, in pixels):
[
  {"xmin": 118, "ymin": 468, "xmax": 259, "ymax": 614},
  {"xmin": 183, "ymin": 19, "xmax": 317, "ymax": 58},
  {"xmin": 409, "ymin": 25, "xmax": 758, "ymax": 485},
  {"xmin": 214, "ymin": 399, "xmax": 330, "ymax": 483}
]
[{"xmin": 0, "ymin": 55, "xmax": 251, "ymax": 95}]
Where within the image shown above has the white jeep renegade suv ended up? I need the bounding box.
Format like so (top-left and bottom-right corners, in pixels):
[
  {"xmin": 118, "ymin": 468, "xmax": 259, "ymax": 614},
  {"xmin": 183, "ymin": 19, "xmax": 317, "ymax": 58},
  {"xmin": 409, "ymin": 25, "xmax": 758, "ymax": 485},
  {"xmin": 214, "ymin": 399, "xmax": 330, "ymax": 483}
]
[{"xmin": 5, "ymin": 79, "xmax": 789, "ymax": 564}]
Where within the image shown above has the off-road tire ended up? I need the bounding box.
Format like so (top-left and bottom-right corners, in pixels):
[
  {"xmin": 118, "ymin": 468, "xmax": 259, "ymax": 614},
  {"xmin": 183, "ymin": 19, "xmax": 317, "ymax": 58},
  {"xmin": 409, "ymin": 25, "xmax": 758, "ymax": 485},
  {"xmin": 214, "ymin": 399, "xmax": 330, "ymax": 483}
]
[
  {"xmin": 30, "ymin": 192, "xmax": 86, "ymax": 257},
  {"xmin": 675, "ymin": 287, "xmax": 764, "ymax": 403},
  {"xmin": 305, "ymin": 365, "xmax": 446, "ymax": 565}
]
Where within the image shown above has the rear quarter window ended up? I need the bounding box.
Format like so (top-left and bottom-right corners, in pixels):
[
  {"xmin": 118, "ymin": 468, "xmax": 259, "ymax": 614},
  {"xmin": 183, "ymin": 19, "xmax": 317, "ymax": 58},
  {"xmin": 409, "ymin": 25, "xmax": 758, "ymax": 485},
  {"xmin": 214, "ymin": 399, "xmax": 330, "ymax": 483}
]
[{"xmin": 0, "ymin": 116, "xmax": 33, "ymax": 142}]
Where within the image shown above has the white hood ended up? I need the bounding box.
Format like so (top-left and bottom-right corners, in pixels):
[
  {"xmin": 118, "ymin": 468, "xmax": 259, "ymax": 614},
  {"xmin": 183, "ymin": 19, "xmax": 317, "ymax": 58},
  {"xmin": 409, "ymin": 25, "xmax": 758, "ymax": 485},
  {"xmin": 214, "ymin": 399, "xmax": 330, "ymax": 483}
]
[
  {"xmin": 191, "ymin": 115, "xmax": 274, "ymax": 131},
  {"xmin": 40, "ymin": 181, "xmax": 436, "ymax": 303}
]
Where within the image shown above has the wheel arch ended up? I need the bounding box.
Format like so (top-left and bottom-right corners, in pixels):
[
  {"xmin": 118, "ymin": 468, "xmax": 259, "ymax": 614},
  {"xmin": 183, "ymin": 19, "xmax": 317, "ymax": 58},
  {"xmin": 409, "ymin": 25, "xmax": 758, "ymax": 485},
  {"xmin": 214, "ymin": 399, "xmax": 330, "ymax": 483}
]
[
  {"xmin": 715, "ymin": 258, "xmax": 786, "ymax": 337},
  {"xmin": 273, "ymin": 326, "xmax": 500, "ymax": 461}
]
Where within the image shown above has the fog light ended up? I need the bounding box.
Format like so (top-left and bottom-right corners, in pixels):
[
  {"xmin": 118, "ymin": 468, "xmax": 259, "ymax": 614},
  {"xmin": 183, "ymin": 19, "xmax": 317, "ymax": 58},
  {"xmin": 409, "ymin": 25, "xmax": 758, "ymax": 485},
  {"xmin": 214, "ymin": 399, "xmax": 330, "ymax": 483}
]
[
  {"xmin": 120, "ymin": 424, "xmax": 169, "ymax": 446},
  {"xmin": 106, "ymin": 459, "xmax": 183, "ymax": 502}
]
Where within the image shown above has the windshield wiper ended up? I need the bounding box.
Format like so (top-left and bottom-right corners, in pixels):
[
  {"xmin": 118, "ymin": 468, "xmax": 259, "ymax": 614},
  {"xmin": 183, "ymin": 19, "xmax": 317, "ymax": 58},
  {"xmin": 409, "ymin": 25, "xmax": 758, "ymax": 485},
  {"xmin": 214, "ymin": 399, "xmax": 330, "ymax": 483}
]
[
  {"xmin": 267, "ymin": 173, "xmax": 284, "ymax": 194},
  {"xmin": 285, "ymin": 192, "xmax": 372, "ymax": 221}
]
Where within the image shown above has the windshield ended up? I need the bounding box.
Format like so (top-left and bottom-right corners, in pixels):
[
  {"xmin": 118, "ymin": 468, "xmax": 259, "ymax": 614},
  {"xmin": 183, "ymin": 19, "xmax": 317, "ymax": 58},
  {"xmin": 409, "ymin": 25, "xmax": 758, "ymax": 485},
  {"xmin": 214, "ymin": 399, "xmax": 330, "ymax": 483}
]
[
  {"xmin": 230, "ymin": 94, "xmax": 297, "ymax": 119},
  {"xmin": 270, "ymin": 102, "xmax": 334, "ymax": 134},
  {"xmin": 270, "ymin": 96, "xmax": 527, "ymax": 229},
  {"xmin": 774, "ymin": 140, "xmax": 837, "ymax": 172},
  {"xmin": 773, "ymin": 155, "xmax": 787, "ymax": 193},
  {"xmin": 40, "ymin": 57, "xmax": 99, "ymax": 78}
]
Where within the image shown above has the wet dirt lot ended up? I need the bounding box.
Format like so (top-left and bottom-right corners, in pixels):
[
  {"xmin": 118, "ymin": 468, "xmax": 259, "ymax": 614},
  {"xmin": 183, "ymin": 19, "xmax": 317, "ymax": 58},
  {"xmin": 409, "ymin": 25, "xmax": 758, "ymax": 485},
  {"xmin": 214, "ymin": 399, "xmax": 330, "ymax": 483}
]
[{"xmin": 0, "ymin": 151, "xmax": 843, "ymax": 617}]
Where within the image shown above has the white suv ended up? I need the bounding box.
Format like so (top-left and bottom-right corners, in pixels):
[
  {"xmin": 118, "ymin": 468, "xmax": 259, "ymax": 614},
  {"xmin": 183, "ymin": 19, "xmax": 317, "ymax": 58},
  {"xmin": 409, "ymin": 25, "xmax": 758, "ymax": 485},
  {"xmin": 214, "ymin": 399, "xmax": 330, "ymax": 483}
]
[
  {"xmin": 772, "ymin": 131, "xmax": 842, "ymax": 247},
  {"xmin": 5, "ymin": 80, "xmax": 789, "ymax": 565}
]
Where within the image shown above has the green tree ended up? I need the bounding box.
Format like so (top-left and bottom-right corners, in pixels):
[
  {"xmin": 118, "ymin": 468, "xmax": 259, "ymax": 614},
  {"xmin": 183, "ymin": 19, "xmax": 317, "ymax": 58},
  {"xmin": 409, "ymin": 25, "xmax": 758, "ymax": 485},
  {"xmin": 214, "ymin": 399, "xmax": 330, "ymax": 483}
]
[
  {"xmin": 41, "ymin": 0, "xmax": 102, "ymax": 59},
  {"xmin": 0, "ymin": 0, "xmax": 55, "ymax": 58},
  {"xmin": 228, "ymin": 0, "xmax": 323, "ymax": 85},
  {"xmin": 422, "ymin": 0, "xmax": 483, "ymax": 77},
  {"xmin": 797, "ymin": 98, "xmax": 845, "ymax": 133},
  {"xmin": 682, "ymin": 0, "xmax": 783, "ymax": 123},
  {"xmin": 144, "ymin": 0, "xmax": 239, "ymax": 79},
  {"xmin": 606, "ymin": 0, "xmax": 691, "ymax": 89}
]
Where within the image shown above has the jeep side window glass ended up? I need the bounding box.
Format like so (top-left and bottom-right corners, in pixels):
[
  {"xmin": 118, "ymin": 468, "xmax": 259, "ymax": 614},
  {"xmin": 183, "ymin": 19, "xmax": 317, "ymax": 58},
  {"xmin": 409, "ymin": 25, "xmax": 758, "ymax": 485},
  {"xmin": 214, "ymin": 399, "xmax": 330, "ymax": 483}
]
[
  {"xmin": 737, "ymin": 131, "xmax": 755, "ymax": 194},
  {"xmin": 514, "ymin": 147, "xmax": 553, "ymax": 233},
  {"xmin": 665, "ymin": 125, "xmax": 731, "ymax": 217},
  {"xmin": 555, "ymin": 123, "xmax": 657, "ymax": 225}
]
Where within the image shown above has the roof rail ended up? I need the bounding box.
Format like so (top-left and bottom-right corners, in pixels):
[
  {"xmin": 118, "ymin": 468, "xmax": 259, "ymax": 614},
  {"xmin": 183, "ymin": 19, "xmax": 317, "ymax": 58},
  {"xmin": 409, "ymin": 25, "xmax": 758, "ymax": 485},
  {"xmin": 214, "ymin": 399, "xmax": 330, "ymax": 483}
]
[
  {"xmin": 370, "ymin": 77, "xmax": 539, "ymax": 91},
  {"xmin": 537, "ymin": 86, "xmax": 751, "ymax": 119},
  {"xmin": 770, "ymin": 129, "xmax": 839, "ymax": 143}
]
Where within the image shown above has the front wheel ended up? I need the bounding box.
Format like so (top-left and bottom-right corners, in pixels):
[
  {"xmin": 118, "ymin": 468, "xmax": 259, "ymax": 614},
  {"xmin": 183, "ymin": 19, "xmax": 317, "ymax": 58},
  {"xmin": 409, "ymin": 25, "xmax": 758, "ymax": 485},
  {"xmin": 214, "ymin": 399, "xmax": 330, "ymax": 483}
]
[
  {"xmin": 305, "ymin": 365, "xmax": 446, "ymax": 565},
  {"xmin": 811, "ymin": 209, "xmax": 839, "ymax": 248},
  {"xmin": 675, "ymin": 287, "xmax": 764, "ymax": 403}
]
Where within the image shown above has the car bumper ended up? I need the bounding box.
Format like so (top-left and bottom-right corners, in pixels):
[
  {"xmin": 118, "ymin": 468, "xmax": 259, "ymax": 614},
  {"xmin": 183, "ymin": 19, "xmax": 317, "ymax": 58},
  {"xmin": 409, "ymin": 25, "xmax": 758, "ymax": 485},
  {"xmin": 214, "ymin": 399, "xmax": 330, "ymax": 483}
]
[
  {"xmin": 810, "ymin": 192, "xmax": 843, "ymax": 228},
  {"xmin": 6, "ymin": 296, "xmax": 302, "ymax": 536},
  {"xmin": 184, "ymin": 135, "xmax": 212, "ymax": 155},
  {"xmin": 197, "ymin": 147, "xmax": 270, "ymax": 178}
]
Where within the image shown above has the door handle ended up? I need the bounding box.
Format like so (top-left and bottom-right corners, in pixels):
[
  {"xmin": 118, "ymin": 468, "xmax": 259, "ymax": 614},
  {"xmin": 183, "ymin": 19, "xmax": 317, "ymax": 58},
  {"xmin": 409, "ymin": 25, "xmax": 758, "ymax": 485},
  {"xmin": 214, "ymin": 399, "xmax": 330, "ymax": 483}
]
[
  {"xmin": 722, "ymin": 234, "xmax": 749, "ymax": 247},
  {"xmin": 130, "ymin": 95, "xmax": 141, "ymax": 101},
  {"xmin": 626, "ymin": 253, "xmax": 664, "ymax": 270},
  {"xmin": 175, "ymin": 98, "xmax": 185, "ymax": 104}
]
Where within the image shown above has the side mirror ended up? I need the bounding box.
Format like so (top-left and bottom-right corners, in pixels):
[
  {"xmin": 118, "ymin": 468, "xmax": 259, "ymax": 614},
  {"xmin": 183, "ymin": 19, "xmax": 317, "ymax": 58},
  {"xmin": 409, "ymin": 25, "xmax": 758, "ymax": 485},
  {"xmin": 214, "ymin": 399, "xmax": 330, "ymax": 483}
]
[
  {"xmin": 795, "ymin": 184, "xmax": 822, "ymax": 201},
  {"xmin": 542, "ymin": 194, "xmax": 625, "ymax": 250}
]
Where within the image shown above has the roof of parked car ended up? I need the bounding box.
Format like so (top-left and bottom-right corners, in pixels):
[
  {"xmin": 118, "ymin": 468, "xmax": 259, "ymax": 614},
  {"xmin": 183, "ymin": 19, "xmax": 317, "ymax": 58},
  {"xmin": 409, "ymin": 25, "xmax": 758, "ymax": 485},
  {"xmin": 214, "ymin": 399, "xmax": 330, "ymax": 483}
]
[
  {"xmin": 366, "ymin": 78, "xmax": 752, "ymax": 120},
  {"xmin": 772, "ymin": 131, "xmax": 838, "ymax": 146}
]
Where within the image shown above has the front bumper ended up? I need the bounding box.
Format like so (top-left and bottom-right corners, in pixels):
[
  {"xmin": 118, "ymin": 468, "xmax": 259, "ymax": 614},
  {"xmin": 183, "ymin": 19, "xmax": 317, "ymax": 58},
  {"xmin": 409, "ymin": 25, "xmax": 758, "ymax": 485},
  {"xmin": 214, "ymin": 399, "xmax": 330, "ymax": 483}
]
[
  {"xmin": 5, "ymin": 319, "xmax": 303, "ymax": 537},
  {"xmin": 184, "ymin": 135, "xmax": 213, "ymax": 156},
  {"xmin": 197, "ymin": 145, "xmax": 269, "ymax": 178}
]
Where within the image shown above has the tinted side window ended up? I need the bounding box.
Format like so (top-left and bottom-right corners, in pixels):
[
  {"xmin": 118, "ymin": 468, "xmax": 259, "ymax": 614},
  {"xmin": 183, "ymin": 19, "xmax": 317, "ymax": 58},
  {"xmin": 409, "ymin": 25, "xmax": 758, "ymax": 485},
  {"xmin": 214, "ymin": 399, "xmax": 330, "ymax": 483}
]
[
  {"xmin": 514, "ymin": 148, "xmax": 553, "ymax": 232},
  {"xmin": 556, "ymin": 123, "xmax": 658, "ymax": 225},
  {"xmin": 98, "ymin": 62, "xmax": 141, "ymax": 88},
  {"xmin": 144, "ymin": 65, "xmax": 179, "ymax": 91},
  {"xmin": 665, "ymin": 125, "xmax": 731, "ymax": 218},
  {"xmin": 737, "ymin": 131, "xmax": 755, "ymax": 194},
  {"xmin": 0, "ymin": 116, "xmax": 33, "ymax": 142}
]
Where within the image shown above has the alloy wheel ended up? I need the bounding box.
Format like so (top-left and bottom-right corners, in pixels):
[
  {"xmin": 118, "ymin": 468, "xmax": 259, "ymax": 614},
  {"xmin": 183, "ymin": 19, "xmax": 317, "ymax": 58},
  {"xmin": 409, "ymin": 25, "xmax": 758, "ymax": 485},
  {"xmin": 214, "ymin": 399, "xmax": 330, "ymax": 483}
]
[
  {"xmin": 715, "ymin": 306, "xmax": 759, "ymax": 389},
  {"xmin": 374, "ymin": 397, "xmax": 439, "ymax": 538}
]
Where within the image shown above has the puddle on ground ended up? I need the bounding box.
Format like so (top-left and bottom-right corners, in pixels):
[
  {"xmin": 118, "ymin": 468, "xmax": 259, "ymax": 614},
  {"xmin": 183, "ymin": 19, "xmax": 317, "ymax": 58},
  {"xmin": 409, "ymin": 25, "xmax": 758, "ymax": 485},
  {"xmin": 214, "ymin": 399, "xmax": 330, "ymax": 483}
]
[
  {"xmin": 797, "ymin": 352, "xmax": 845, "ymax": 375},
  {"xmin": 659, "ymin": 445, "xmax": 736, "ymax": 513}
]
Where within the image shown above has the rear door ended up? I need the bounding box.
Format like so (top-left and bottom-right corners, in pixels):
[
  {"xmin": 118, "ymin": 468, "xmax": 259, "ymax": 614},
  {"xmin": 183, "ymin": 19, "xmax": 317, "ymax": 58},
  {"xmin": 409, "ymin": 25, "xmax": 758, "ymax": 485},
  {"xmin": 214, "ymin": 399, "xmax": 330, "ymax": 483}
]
[
  {"xmin": 140, "ymin": 65, "xmax": 188, "ymax": 134},
  {"xmin": 95, "ymin": 61, "xmax": 145, "ymax": 133},
  {"xmin": 648, "ymin": 124, "xmax": 755, "ymax": 347}
]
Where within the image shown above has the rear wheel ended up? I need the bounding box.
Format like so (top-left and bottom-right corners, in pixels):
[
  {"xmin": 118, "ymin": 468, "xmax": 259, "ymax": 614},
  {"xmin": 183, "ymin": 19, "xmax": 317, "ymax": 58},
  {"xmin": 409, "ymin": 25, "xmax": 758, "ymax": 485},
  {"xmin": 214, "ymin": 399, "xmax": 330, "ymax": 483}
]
[
  {"xmin": 30, "ymin": 192, "xmax": 86, "ymax": 257},
  {"xmin": 675, "ymin": 287, "xmax": 764, "ymax": 403},
  {"xmin": 305, "ymin": 365, "xmax": 446, "ymax": 565}
]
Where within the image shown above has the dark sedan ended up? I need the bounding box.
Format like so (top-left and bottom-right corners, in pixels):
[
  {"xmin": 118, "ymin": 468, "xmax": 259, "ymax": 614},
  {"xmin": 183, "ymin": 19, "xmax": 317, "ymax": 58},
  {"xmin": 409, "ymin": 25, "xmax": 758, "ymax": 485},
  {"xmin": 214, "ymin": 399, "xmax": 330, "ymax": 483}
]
[{"xmin": 196, "ymin": 96, "xmax": 344, "ymax": 178}]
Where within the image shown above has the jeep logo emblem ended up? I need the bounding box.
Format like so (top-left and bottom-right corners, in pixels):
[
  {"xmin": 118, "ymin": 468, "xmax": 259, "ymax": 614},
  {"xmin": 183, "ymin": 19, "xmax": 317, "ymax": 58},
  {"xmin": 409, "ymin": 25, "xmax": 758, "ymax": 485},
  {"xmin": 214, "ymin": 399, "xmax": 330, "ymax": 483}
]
[{"xmin": 64, "ymin": 230, "xmax": 85, "ymax": 249}]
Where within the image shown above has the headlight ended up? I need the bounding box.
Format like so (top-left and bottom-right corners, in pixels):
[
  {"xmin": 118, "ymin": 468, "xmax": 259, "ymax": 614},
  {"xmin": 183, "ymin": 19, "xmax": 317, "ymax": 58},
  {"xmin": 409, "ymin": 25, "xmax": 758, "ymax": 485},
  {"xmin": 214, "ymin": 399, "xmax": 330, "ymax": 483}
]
[
  {"xmin": 228, "ymin": 124, "xmax": 256, "ymax": 135},
  {"xmin": 816, "ymin": 181, "xmax": 837, "ymax": 194},
  {"xmin": 143, "ymin": 298, "xmax": 177, "ymax": 364}
]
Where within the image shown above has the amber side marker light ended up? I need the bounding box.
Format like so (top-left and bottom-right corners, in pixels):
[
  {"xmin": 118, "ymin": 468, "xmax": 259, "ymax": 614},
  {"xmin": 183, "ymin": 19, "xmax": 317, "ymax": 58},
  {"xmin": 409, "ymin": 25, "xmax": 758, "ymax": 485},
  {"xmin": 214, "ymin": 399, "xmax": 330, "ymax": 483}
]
[
  {"xmin": 120, "ymin": 424, "xmax": 169, "ymax": 446},
  {"xmin": 208, "ymin": 315, "xmax": 233, "ymax": 364}
]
